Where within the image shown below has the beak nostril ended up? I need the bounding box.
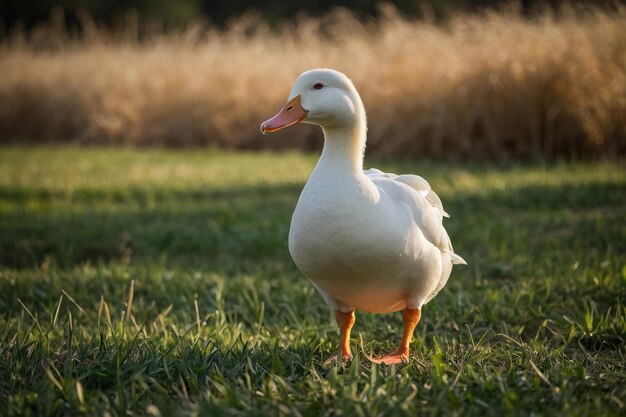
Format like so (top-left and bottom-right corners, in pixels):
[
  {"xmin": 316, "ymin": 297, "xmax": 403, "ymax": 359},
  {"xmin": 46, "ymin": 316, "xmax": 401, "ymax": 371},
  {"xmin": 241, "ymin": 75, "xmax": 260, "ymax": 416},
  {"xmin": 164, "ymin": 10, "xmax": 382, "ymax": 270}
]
[{"xmin": 261, "ymin": 95, "xmax": 306, "ymax": 134}]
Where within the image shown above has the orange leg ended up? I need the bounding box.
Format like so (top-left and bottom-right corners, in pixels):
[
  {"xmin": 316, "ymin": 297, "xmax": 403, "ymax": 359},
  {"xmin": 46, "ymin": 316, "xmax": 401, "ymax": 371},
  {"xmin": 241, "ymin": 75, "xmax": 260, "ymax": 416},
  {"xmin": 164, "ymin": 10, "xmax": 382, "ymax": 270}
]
[
  {"xmin": 323, "ymin": 310, "xmax": 356, "ymax": 364},
  {"xmin": 369, "ymin": 308, "xmax": 421, "ymax": 365}
]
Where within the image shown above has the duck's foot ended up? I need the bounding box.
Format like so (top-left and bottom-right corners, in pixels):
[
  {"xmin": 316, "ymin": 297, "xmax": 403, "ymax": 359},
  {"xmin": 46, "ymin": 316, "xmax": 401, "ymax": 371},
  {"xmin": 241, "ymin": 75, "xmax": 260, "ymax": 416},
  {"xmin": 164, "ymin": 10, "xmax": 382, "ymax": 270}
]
[
  {"xmin": 367, "ymin": 348, "xmax": 409, "ymax": 365},
  {"xmin": 368, "ymin": 308, "xmax": 421, "ymax": 365},
  {"xmin": 322, "ymin": 349, "xmax": 353, "ymax": 366},
  {"xmin": 322, "ymin": 309, "xmax": 356, "ymax": 366}
]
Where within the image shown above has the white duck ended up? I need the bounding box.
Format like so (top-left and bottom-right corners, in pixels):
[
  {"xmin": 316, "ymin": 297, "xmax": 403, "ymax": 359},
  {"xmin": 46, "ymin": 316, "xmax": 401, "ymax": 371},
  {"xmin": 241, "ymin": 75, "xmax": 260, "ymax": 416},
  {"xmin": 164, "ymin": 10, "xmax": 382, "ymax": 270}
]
[{"xmin": 261, "ymin": 69, "xmax": 466, "ymax": 364}]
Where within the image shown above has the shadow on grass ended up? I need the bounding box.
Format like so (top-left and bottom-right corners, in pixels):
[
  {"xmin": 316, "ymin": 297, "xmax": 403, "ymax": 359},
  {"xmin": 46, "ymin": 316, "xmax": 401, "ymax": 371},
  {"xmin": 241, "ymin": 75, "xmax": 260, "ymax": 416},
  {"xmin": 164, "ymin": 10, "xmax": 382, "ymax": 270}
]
[
  {"xmin": 2, "ymin": 183, "xmax": 302, "ymax": 270},
  {"xmin": 2, "ymin": 178, "xmax": 624, "ymax": 271}
]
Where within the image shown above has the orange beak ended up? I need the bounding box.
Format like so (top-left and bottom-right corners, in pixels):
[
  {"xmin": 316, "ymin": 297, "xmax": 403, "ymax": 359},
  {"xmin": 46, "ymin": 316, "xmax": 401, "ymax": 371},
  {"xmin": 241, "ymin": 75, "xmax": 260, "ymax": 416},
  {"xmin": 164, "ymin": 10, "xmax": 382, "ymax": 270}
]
[{"xmin": 260, "ymin": 95, "xmax": 308, "ymax": 134}]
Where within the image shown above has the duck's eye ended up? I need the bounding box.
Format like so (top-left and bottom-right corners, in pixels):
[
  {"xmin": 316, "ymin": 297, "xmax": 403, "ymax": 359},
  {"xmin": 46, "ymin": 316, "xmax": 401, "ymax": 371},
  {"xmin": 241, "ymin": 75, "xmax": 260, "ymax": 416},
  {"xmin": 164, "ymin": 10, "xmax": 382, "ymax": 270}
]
[{"xmin": 313, "ymin": 83, "xmax": 324, "ymax": 90}]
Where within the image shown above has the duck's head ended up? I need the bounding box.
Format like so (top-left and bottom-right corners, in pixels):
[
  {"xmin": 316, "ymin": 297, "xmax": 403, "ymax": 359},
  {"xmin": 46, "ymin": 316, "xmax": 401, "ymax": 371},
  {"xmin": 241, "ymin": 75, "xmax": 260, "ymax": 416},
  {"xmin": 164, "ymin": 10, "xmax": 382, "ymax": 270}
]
[{"xmin": 261, "ymin": 69, "xmax": 365, "ymax": 134}]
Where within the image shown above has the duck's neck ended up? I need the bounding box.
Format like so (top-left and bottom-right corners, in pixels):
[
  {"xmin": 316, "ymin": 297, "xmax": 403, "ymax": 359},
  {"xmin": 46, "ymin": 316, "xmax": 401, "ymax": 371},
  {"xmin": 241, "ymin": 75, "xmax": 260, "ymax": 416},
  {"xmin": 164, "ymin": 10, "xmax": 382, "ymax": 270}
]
[{"xmin": 317, "ymin": 119, "xmax": 366, "ymax": 176}]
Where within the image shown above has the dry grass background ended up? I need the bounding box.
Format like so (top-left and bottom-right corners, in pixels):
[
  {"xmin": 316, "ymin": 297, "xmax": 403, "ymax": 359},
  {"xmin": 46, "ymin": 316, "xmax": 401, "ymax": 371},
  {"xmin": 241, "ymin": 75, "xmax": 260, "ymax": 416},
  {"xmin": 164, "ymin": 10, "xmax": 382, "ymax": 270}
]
[{"xmin": 1, "ymin": 4, "xmax": 625, "ymax": 160}]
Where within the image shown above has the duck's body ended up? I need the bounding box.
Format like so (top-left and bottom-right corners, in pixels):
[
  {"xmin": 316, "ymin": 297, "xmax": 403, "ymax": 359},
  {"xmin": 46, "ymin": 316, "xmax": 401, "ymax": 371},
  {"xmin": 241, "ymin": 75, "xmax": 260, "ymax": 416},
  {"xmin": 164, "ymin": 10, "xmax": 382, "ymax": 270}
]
[
  {"xmin": 290, "ymin": 167, "xmax": 457, "ymax": 315},
  {"xmin": 261, "ymin": 69, "xmax": 465, "ymax": 364}
]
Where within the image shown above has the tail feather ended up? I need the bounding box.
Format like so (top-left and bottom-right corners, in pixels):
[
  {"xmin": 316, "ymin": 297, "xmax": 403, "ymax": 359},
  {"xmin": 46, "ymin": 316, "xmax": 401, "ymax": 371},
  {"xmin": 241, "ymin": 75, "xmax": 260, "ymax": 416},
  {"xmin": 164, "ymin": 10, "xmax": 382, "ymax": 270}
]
[{"xmin": 451, "ymin": 253, "xmax": 467, "ymax": 265}]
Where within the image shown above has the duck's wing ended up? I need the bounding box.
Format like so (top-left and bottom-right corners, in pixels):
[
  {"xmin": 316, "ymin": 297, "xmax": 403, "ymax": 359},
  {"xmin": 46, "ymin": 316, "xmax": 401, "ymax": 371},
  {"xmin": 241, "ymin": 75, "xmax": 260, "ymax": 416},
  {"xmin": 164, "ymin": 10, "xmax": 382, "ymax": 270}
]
[
  {"xmin": 364, "ymin": 169, "xmax": 449, "ymax": 220},
  {"xmin": 364, "ymin": 168, "xmax": 466, "ymax": 266}
]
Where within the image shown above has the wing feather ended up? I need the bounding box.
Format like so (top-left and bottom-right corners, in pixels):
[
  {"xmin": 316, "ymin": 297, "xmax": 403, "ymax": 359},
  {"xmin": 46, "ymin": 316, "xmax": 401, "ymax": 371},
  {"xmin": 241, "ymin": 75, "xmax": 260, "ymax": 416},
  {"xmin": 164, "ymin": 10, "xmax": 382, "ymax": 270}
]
[{"xmin": 364, "ymin": 169, "xmax": 465, "ymax": 265}]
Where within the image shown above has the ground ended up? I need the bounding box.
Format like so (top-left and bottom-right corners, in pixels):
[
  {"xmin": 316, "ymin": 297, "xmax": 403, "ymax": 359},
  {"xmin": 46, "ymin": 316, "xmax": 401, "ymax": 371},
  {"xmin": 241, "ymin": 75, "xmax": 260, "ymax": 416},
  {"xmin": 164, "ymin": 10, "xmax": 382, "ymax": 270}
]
[{"xmin": 1, "ymin": 146, "xmax": 625, "ymax": 416}]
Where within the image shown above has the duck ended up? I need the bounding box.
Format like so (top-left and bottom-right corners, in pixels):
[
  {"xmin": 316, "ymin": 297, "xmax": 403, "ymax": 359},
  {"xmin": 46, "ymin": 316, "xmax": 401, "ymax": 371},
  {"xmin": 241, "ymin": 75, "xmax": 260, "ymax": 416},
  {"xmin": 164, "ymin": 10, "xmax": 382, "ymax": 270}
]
[{"xmin": 260, "ymin": 69, "xmax": 466, "ymax": 364}]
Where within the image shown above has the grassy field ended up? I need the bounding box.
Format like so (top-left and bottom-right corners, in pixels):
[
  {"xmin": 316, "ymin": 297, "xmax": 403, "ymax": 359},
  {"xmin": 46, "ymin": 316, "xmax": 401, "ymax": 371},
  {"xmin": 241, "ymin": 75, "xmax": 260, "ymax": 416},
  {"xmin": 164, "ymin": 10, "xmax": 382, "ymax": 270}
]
[{"xmin": 1, "ymin": 146, "xmax": 625, "ymax": 416}]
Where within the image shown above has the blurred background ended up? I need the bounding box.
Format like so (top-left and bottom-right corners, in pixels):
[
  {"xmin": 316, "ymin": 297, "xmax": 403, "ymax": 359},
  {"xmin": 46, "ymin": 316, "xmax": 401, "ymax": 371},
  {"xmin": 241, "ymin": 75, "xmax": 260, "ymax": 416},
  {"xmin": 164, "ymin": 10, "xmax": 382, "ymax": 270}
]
[{"xmin": 1, "ymin": 0, "xmax": 624, "ymax": 160}]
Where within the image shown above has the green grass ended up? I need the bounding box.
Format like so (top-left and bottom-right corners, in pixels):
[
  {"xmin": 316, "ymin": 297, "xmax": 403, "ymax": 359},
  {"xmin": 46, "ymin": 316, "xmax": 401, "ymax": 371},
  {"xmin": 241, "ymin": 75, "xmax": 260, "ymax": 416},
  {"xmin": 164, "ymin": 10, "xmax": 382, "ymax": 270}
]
[{"xmin": 1, "ymin": 146, "xmax": 625, "ymax": 417}]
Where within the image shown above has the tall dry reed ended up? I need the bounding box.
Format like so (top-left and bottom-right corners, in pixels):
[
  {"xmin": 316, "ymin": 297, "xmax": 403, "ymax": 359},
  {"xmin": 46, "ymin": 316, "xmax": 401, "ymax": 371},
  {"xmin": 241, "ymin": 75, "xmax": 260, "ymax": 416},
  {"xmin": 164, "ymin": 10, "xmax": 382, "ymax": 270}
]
[{"xmin": 1, "ymin": 5, "xmax": 625, "ymax": 160}]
